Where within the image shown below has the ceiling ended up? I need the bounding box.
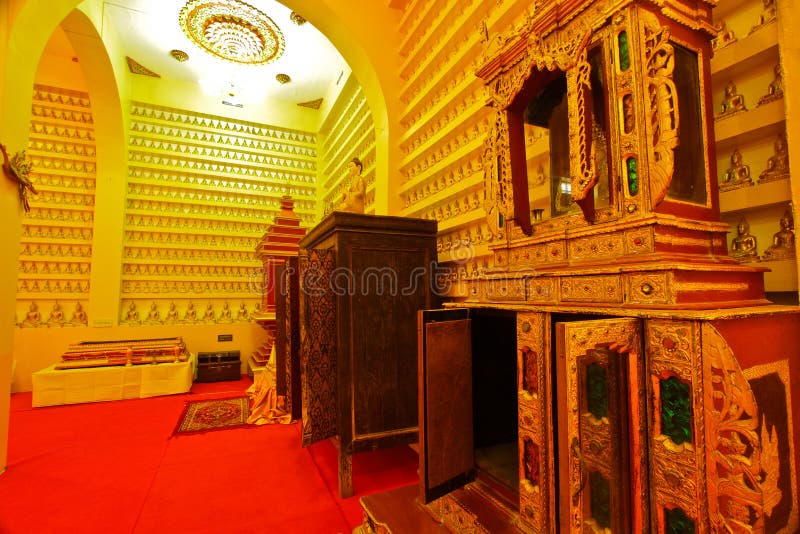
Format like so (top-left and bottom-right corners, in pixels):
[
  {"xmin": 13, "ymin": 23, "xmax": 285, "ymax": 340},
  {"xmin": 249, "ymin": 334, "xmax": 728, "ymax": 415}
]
[{"xmin": 102, "ymin": 0, "xmax": 348, "ymax": 108}]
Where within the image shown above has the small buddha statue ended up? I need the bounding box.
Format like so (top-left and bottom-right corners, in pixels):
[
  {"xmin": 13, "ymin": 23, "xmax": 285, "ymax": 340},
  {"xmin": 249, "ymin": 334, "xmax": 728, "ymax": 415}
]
[
  {"xmin": 20, "ymin": 302, "xmax": 41, "ymax": 327},
  {"xmin": 124, "ymin": 302, "xmax": 140, "ymax": 324},
  {"xmin": 720, "ymin": 148, "xmax": 753, "ymax": 191},
  {"xmin": 183, "ymin": 302, "xmax": 197, "ymax": 323},
  {"xmin": 717, "ymin": 81, "xmax": 747, "ymax": 120},
  {"xmin": 47, "ymin": 302, "xmax": 65, "ymax": 327},
  {"xmin": 336, "ymin": 157, "xmax": 366, "ymax": 213},
  {"xmin": 145, "ymin": 301, "xmax": 161, "ymax": 325},
  {"xmin": 750, "ymin": 0, "xmax": 777, "ymax": 34},
  {"xmin": 762, "ymin": 208, "xmax": 796, "ymax": 260},
  {"xmin": 164, "ymin": 302, "xmax": 179, "ymax": 324},
  {"xmin": 758, "ymin": 64, "xmax": 784, "ymax": 106},
  {"xmin": 712, "ymin": 20, "xmax": 737, "ymax": 50},
  {"xmin": 218, "ymin": 302, "xmax": 233, "ymax": 323},
  {"xmin": 70, "ymin": 302, "xmax": 88, "ymax": 326},
  {"xmin": 237, "ymin": 302, "xmax": 250, "ymax": 321},
  {"xmin": 730, "ymin": 217, "xmax": 759, "ymax": 261},
  {"xmin": 759, "ymin": 134, "xmax": 790, "ymax": 183},
  {"xmin": 202, "ymin": 303, "xmax": 215, "ymax": 322}
]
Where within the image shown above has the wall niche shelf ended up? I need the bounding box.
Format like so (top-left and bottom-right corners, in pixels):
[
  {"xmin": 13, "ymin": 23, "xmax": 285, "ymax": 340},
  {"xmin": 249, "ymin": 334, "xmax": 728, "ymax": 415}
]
[
  {"xmin": 713, "ymin": 99, "xmax": 785, "ymax": 149},
  {"xmin": 710, "ymin": 23, "xmax": 778, "ymax": 80},
  {"xmin": 710, "ymin": 0, "xmax": 797, "ymax": 298},
  {"xmin": 719, "ymin": 178, "xmax": 791, "ymax": 214}
]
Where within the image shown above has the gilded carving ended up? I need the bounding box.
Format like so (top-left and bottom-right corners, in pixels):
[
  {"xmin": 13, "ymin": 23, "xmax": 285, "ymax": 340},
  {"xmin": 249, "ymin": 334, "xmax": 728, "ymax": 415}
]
[
  {"xmin": 569, "ymin": 233, "xmax": 624, "ymax": 260},
  {"xmin": 702, "ymin": 324, "xmax": 783, "ymax": 532},
  {"xmin": 641, "ymin": 10, "xmax": 679, "ymax": 208},
  {"xmin": 426, "ymin": 492, "xmax": 490, "ymax": 533},
  {"xmin": 517, "ymin": 312, "xmax": 549, "ymax": 532},
  {"xmin": 483, "ymin": 114, "xmax": 508, "ymax": 242},
  {"xmin": 646, "ymin": 320, "xmax": 705, "ymax": 521},
  {"xmin": 624, "ymin": 228, "xmax": 654, "ymax": 254},
  {"xmin": 626, "ymin": 272, "xmax": 670, "ymax": 304},
  {"xmin": 560, "ymin": 275, "xmax": 622, "ymax": 303},
  {"xmin": 568, "ymin": 51, "xmax": 597, "ymax": 204},
  {"xmin": 559, "ymin": 319, "xmax": 641, "ymax": 532},
  {"xmin": 526, "ymin": 277, "xmax": 556, "ymax": 303}
]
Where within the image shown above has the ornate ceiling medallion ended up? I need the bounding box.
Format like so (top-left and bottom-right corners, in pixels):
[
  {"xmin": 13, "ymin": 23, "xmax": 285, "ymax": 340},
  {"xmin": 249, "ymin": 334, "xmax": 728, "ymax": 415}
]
[
  {"xmin": 275, "ymin": 73, "xmax": 291, "ymax": 84},
  {"xmin": 179, "ymin": 0, "xmax": 285, "ymax": 65}
]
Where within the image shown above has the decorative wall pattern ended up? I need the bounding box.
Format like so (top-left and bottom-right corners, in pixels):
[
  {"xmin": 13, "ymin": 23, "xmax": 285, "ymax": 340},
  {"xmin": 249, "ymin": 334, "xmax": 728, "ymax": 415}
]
[
  {"xmin": 319, "ymin": 74, "xmax": 376, "ymax": 215},
  {"xmin": 397, "ymin": 0, "xmax": 533, "ymax": 283},
  {"xmin": 122, "ymin": 101, "xmax": 317, "ymax": 324},
  {"xmin": 16, "ymin": 85, "xmax": 96, "ymax": 328}
]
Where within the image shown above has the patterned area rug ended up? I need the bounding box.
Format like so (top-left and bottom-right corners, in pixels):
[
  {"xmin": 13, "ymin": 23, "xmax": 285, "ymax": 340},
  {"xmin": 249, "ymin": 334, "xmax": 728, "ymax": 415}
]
[{"xmin": 173, "ymin": 396, "xmax": 251, "ymax": 436}]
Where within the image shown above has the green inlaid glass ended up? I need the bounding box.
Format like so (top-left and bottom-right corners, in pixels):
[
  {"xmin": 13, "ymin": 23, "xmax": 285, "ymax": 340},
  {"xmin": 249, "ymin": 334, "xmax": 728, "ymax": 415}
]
[
  {"xmin": 586, "ymin": 362, "xmax": 608, "ymax": 420},
  {"xmin": 664, "ymin": 507, "xmax": 695, "ymax": 534},
  {"xmin": 589, "ymin": 471, "xmax": 611, "ymax": 529},
  {"xmin": 660, "ymin": 376, "xmax": 692, "ymax": 445},
  {"xmin": 618, "ymin": 31, "xmax": 631, "ymax": 71},
  {"xmin": 627, "ymin": 157, "xmax": 639, "ymax": 196}
]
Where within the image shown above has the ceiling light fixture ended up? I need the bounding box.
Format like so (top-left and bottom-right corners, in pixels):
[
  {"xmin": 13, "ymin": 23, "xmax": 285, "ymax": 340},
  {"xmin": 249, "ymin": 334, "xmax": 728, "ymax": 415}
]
[
  {"xmin": 179, "ymin": 0, "xmax": 285, "ymax": 65},
  {"xmin": 170, "ymin": 49, "xmax": 189, "ymax": 62}
]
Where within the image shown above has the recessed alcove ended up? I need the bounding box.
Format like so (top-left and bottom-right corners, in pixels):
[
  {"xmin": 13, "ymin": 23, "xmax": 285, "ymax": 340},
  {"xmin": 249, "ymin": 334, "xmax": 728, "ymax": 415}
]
[{"xmin": 471, "ymin": 308, "xmax": 519, "ymax": 498}]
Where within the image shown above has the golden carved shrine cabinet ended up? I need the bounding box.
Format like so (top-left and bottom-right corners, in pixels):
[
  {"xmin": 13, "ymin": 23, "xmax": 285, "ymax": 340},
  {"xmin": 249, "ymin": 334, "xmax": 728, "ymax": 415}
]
[
  {"xmin": 298, "ymin": 212, "xmax": 438, "ymax": 498},
  {"xmin": 412, "ymin": 308, "xmax": 800, "ymax": 533}
]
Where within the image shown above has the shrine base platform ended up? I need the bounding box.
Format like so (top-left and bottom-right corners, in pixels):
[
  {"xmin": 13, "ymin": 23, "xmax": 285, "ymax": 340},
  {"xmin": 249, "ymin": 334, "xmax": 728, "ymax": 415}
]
[{"xmin": 32, "ymin": 354, "xmax": 197, "ymax": 407}]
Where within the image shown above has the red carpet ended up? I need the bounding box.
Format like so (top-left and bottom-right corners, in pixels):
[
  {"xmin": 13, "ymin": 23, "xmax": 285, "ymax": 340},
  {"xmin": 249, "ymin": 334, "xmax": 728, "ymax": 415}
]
[{"xmin": 0, "ymin": 377, "xmax": 419, "ymax": 533}]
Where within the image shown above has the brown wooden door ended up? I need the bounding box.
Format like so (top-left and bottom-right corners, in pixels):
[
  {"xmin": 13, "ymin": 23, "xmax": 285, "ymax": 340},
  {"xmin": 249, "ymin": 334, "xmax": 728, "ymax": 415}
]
[
  {"xmin": 555, "ymin": 318, "xmax": 645, "ymax": 533},
  {"xmin": 418, "ymin": 308, "xmax": 474, "ymax": 503},
  {"xmin": 299, "ymin": 249, "xmax": 338, "ymax": 446}
]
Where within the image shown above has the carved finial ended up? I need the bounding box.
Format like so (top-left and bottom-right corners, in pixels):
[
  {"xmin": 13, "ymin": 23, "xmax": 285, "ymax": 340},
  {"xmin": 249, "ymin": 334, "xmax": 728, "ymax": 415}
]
[{"xmin": 1, "ymin": 143, "xmax": 38, "ymax": 212}]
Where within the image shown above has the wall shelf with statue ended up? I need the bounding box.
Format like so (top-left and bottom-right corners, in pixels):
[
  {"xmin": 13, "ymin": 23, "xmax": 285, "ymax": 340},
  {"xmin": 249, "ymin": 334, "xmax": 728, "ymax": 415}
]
[
  {"xmin": 719, "ymin": 177, "xmax": 791, "ymax": 214},
  {"xmin": 400, "ymin": 99, "xmax": 486, "ymax": 172},
  {"xmin": 713, "ymin": 98, "xmax": 784, "ymax": 151},
  {"xmin": 400, "ymin": 74, "xmax": 478, "ymax": 142},
  {"xmin": 320, "ymin": 102, "xmax": 370, "ymax": 183},
  {"xmin": 710, "ymin": 21, "xmax": 777, "ymax": 81},
  {"xmin": 399, "ymin": 0, "xmax": 466, "ymax": 76},
  {"xmin": 401, "ymin": 168, "xmax": 482, "ymax": 217},
  {"xmin": 399, "ymin": 135, "xmax": 484, "ymax": 196},
  {"xmin": 396, "ymin": 0, "xmax": 443, "ymax": 58},
  {"xmin": 743, "ymin": 257, "xmax": 798, "ymax": 292},
  {"xmin": 398, "ymin": 0, "xmax": 485, "ymax": 112}
]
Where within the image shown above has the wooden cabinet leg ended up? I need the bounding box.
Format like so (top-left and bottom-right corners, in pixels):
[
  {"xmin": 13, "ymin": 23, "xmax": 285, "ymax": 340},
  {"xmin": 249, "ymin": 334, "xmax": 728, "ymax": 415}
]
[{"xmin": 339, "ymin": 448, "xmax": 353, "ymax": 498}]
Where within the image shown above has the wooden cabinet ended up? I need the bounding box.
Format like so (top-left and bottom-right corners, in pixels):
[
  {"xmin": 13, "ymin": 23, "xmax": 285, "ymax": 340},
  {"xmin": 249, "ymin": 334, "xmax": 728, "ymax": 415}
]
[
  {"xmin": 403, "ymin": 307, "xmax": 800, "ymax": 533},
  {"xmin": 298, "ymin": 212, "xmax": 438, "ymax": 497},
  {"xmin": 363, "ymin": 308, "xmax": 800, "ymax": 532}
]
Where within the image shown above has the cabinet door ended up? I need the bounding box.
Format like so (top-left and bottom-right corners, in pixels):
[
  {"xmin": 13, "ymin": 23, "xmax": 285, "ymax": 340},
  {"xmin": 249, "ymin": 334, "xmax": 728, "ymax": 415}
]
[
  {"xmin": 419, "ymin": 308, "xmax": 474, "ymax": 503},
  {"xmin": 555, "ymin": 318, "xmax": 646, "ymax": 533},
  {"xmin": 299, "ymin": 249, "xmax": 338, "ymax": 446},
  {"xmin": 276, "ymin": 257, "xmax": 301, "ymax": 420}
]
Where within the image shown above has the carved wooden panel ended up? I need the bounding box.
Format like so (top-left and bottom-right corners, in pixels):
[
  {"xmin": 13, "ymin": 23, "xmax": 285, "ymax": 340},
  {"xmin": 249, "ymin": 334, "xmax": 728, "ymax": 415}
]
[
  {"xmin": 560, "ymin": 275, "xmax": 623, "ymax": 303},
  {"xmin": 626, "ymin": 272, "xmax": 671, "ymax": 305},
  {"xmin": 299, "ymin": 248, "xmax": 337, "ymax": 446},
  {"xmin": 526, "ymin": 278, "xmax": 557, "ymax": 304},
  {"xmin": 516, "ymin": 312, "xmax": 551, "ymax": 532},
  {"xmin": 702, "ymin": 324, "xmax": 787, "ymax": 533},
  {"xmin": 556, "ymin": 318, "xmax": 644, "ymax": 533},
  {"xmin": 276, "ymin": 257, "xmax": 301, "ymax": 420},
  {"xmin": 645, "ymin": 319, "xmax": 705, "ymax": 532}
]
